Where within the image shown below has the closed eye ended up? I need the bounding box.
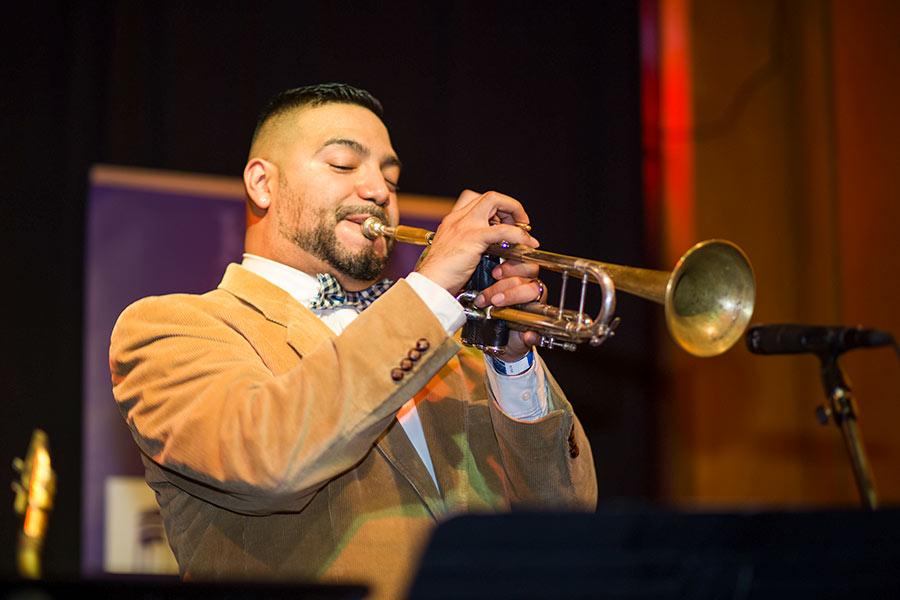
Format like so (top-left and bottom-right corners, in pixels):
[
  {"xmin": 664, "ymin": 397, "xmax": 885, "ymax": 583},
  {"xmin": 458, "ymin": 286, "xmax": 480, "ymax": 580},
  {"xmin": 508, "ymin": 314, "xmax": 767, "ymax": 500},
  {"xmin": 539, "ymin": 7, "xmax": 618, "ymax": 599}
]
[{"xmin": 329, "ymin": 162, "xmax": 399, "ymax": 191}]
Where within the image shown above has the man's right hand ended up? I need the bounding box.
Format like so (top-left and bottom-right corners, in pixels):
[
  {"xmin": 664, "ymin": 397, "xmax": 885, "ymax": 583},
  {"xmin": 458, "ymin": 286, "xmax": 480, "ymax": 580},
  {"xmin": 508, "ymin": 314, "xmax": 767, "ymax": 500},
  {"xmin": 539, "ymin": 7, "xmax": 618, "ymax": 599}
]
[{"xmin": 414, "ymin": 190, "xmax": 539, "ymax": 296}]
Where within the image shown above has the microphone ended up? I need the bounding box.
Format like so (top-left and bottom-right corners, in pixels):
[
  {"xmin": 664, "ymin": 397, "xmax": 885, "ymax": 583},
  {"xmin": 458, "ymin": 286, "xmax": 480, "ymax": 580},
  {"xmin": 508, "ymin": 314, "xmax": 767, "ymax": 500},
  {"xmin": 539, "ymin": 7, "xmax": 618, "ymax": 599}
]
[{"xmin": 746, "ymin": 324, "xmax": 895, "ymax": 356}]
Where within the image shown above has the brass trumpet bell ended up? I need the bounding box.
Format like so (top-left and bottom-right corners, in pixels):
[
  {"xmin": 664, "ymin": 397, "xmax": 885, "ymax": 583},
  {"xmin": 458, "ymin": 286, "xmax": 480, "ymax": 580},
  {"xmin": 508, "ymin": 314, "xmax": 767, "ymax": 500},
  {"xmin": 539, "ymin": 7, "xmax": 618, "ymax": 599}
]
[
  {"xmin": 562, "ymin": 239, "xmax": 755, "ymax": 357},
  {"xmin": 664, "ymin": 240, "xmax": 756, "ymax": 357}
]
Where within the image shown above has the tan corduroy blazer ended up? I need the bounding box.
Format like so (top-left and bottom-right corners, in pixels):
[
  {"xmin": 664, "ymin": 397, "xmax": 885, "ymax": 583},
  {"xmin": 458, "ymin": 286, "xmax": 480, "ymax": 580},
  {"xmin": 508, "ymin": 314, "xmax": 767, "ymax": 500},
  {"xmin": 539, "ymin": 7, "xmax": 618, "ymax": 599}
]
[{"xmin": 110, "ymin": 264, "xmax": 597, "ymax": 599}]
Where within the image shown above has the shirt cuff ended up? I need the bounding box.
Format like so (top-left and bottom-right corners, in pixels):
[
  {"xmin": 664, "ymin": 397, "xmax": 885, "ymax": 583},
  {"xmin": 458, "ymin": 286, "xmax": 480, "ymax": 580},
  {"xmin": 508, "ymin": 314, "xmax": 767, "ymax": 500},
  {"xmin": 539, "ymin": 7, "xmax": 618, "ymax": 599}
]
[
  {"xmin": 405, "ymin": 272, "xmax": 466, "ymax": 335},
  {"xmin": 488, "ymin": 352, "xmax": 534, "ymax": 376},
  {"xmin": 484, "ymin": 350, "xmax": 548, "ymax": 421}
]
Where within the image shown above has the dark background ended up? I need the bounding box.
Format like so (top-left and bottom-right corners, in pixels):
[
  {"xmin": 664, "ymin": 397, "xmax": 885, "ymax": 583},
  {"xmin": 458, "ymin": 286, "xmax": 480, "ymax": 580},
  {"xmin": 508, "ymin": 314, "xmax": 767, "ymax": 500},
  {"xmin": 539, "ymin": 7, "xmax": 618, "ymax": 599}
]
[{"xmin": 1, "ymin": 1, "xmax": 649, "ymax": 577}]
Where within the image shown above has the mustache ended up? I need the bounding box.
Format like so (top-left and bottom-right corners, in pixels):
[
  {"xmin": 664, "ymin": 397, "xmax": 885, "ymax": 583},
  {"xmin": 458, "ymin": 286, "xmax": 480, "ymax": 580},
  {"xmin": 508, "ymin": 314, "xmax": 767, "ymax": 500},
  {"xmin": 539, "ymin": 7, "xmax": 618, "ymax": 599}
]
[{"xmin": 334, "ymin": 205, "xmax": 390, "ymax": 224}]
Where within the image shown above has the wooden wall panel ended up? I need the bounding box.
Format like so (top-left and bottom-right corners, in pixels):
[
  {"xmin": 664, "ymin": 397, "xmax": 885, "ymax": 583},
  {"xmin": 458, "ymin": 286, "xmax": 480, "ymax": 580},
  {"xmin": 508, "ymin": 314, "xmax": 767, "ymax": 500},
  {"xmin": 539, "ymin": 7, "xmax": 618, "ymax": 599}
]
[{"xmin": 657, "ymin": 0, "xmax": 900, "ymax": 507}]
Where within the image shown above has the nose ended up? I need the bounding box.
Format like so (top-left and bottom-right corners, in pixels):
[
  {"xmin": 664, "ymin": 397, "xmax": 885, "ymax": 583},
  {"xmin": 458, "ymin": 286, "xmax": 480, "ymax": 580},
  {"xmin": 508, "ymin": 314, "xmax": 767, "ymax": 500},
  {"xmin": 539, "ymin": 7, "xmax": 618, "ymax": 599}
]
[{"xmin": 356, "ymin": 168, "xmax": 391, "ymax": 207}]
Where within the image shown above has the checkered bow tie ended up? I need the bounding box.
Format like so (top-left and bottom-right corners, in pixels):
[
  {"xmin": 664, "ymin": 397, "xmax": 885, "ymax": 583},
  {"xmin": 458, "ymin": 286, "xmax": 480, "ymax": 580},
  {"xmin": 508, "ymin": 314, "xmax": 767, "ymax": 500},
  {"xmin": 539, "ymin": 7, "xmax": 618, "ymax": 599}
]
[{"xmin": 309, "ymin": 273, "xmax": 394, "ymax": 311}]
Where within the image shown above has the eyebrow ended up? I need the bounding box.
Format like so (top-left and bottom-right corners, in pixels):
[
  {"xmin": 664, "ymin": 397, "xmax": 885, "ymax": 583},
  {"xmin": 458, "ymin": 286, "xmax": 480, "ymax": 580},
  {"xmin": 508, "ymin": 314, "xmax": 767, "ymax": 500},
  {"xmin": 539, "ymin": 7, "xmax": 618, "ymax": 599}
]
[{"xmin": 321, "ymin": 137, "xmax": 403, "ymax": 170}]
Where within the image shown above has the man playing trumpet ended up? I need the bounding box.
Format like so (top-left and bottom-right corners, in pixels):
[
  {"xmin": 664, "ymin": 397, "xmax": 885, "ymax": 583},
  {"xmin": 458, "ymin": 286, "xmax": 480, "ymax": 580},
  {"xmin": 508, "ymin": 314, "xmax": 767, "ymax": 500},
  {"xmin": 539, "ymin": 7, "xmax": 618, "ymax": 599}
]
[{"xmin": 110, "ymin": 83, "xmax": 597, "ymax": 599}]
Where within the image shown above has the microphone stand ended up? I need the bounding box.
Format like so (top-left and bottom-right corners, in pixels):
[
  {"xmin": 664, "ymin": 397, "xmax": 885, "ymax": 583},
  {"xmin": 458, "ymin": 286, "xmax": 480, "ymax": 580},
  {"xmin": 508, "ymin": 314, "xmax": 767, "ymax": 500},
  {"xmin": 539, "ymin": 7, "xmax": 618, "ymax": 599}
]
[{"xmin": 815, "ymin": 352, "xmax": 879, "ymax": 509}]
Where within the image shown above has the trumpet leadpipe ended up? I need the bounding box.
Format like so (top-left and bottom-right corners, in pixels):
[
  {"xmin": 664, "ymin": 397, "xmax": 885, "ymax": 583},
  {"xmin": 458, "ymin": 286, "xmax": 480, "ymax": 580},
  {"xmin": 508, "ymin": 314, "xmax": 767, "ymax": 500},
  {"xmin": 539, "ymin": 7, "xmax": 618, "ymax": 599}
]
[
  {"xmin": 362, "ymin": 217, "xmax": 532, "ymax": 248},
  {"xmin": 362, "ymin": 217, "xmax": 434, "ymax": 246}
]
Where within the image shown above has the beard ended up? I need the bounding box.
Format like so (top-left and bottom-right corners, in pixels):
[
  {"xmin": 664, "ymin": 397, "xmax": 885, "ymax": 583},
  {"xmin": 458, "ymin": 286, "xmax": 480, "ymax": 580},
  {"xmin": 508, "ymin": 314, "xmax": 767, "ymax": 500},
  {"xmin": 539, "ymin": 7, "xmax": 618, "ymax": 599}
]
[{"xmin": 279, "ymin": 195, "xmax": 394, "ymax": 283}]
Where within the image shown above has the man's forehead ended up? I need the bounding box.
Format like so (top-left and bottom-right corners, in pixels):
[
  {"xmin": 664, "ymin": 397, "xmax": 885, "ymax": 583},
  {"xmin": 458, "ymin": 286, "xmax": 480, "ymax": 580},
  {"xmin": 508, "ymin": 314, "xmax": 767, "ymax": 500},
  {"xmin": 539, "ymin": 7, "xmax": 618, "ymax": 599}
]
[
  {"xmin": 290, "ymin": 104, "xmax": 399, "ymax": 167},
  {"xmin": 292, "ymin": 103, "xmax": 390, "ymax": 141},
  {"xmin": 252, "ymin": 102, "xmax": 397, "ymax": 162}
]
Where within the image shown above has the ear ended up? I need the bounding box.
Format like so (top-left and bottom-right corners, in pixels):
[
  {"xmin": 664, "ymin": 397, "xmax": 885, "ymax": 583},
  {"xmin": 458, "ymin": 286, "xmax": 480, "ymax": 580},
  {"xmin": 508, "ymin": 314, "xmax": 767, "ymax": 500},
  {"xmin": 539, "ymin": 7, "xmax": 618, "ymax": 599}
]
[{"xmin": 244, "ymin": 158, "xmax": 276, "ymax": 210}]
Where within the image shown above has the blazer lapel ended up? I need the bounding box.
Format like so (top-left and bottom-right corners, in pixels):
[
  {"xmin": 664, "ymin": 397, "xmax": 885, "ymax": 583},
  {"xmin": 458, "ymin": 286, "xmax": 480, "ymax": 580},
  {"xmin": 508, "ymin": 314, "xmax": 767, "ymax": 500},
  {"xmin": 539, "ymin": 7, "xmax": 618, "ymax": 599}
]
[
  {"xmin": 285, "ymin": 317, "xmax": 336, "ymax": 357},
  {"xmin": 415, "ymin": 359, "xmax": 471, "ymax": 512},
  {"xmin": 375, "ymin": 397, "xmax": 445, "ymax": 519},
  {"xmin": 217, "ymin": 263, "xmax": 335, "ymax": 356}
]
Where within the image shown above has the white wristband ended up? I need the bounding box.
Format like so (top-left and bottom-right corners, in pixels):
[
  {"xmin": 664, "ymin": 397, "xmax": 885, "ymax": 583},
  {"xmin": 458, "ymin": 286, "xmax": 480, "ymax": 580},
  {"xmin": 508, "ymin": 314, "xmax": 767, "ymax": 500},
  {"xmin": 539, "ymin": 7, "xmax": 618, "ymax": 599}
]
[{"xmin": 489, "ymin": 351, "xmax": 535, "ymax": 376}]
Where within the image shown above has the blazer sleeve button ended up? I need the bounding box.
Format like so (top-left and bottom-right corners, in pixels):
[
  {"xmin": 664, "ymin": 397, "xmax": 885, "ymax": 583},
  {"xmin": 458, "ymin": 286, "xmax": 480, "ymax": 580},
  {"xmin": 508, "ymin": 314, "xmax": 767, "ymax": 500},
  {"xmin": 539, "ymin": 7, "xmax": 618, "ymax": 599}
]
[
  {"xmin": 391, "ymin": 368, "xmax": 404, "ymax": 381},
  {"xmin": 415, "ymin": 338, "xmax": 430, "ymax": 352},
  {"xmin": 399, "ymin": 358, "xmax": 413, "ymax": 371},
  {"xmin": 408, "ymin": 349, "xmax": 421, "ymax": 362}
]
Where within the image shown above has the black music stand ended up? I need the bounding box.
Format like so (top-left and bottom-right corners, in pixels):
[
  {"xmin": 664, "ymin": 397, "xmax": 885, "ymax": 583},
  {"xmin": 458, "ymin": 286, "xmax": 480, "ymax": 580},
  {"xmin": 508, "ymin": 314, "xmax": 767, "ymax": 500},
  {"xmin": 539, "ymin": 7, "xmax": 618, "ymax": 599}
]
[{"xmin": 407, "ymin": 508, "xmax": 900, "ymax": 599}]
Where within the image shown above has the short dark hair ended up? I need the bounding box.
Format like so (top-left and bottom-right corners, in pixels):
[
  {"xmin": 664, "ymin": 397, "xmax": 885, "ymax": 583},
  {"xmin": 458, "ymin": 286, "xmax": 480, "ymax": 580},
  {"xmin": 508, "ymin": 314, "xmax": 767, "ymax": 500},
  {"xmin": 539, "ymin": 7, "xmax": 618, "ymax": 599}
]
[{"xmin": 251, "ymin": 83, "xmax": 384, "ymax": 147}]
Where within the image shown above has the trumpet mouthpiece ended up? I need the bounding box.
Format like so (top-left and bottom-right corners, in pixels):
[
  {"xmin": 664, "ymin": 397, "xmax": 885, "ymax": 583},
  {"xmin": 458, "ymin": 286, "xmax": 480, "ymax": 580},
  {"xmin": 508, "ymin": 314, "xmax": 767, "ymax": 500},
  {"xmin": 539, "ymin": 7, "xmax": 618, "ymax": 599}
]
[{"xmin": 362, "ymin": 216, "xmax": 385, "ymax": 240}]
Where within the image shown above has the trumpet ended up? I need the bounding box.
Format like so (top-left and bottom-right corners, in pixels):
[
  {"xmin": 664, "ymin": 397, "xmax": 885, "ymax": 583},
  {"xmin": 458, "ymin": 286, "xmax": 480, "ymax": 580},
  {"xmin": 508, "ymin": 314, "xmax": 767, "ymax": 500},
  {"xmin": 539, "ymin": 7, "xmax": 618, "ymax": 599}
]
[{"xmin": 362, "ymin": 217, "xmax": 755, "ymax": 357}]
